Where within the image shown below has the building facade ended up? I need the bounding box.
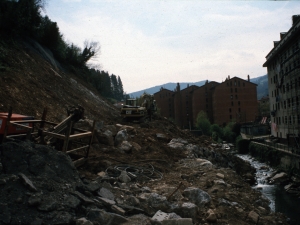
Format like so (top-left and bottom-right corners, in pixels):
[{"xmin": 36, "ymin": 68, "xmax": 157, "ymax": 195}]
[
  {"xmin": 212, "ymin": 76, "xmax": 258, "ymax": 125},
  {"xmin": 154, "ymin": 76, "xmax": 257, "ymax": 129},
  {"xmin": 263, "ymin": 15, "xmax": 300, "ymax": 145}
]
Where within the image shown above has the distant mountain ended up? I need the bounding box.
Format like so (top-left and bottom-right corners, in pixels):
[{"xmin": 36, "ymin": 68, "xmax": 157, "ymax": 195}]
[
  {"xmin": 128, "ymin": 75, "xmax": 269, "ymax": 100},
  {"xmin": 250, "ymin": 74, "xmax": 268, "ymax": 100},
  {"xmin": 128, "ymin": 81, "xmax": 207, "ymax": 98}
]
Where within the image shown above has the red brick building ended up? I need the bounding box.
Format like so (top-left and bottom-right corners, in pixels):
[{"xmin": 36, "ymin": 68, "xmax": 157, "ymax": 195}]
[
  {"xmin": 212, "ymin": 76, "xmax": 258, "ymax": 125},
  {"xmin": 192, "ymin": 81, "xmax": 219, "ymax": 124},
  {"xmin": 154, "ymin": 76, "xmax": 257, "ymax": 128},
  {"xmin": 153, "ymin": 87, "xmax": 174, "ymax": 119}
]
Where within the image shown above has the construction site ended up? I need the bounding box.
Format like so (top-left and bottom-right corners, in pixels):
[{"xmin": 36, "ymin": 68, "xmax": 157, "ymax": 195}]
[{"xmin": 0, "ymin": 33, "xmax": 298, "ymax": 225}]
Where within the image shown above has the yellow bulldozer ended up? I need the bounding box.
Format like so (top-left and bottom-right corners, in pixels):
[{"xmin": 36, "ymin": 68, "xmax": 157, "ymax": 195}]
[{"xmin": 120, "ymin": 94, "xmax": 157, "ymax": 122}]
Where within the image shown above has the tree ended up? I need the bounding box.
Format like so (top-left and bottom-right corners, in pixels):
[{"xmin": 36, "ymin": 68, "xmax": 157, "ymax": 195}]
[
  {"xmin": 80, "ymin": 40, "xmax": 100, "ymax": 64},
  {"xmin": 210, "ymin": 124, "xmax": 223, "ymax": 141},
  {"xmin": 117, "ymin": 76, "xmax": 124, "ymax": 100},
  {"xmin": 195, "ymin": 111, "xmax": 211, "ymax": 135}
]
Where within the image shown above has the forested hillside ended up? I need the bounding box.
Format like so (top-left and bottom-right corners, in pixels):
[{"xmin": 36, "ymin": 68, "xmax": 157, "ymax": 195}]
[{"xmin": 0, "ymin": 0, "xmax": 126, "ymax": 102}]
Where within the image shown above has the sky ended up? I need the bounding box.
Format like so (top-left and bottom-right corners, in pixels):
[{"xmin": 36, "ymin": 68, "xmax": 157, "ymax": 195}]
[{"xmin": 44, "ymin": 0, "xmax": 300, "ymax": 93}]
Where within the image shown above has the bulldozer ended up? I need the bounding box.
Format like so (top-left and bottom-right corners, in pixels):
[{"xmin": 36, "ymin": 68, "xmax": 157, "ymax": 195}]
[{"xmin": 120, "ymin": 94, "xmax": 157, "ymax": 122}]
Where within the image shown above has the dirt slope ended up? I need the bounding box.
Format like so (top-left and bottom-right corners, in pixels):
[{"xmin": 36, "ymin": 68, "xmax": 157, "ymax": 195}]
[{"xmin": 0, "ymin": 39, "xmax": 119, "ymax": 123}]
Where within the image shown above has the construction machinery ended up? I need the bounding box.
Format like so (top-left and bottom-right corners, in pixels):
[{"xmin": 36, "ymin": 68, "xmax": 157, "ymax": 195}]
[{"xmin": 120, "ymin": 94, "xmax": 157, "ymax": 122}]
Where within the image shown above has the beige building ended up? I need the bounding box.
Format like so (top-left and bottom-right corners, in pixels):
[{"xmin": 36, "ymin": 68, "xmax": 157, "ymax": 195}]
[{"xmin": 263, "ymin": 15, "xmax": 300, "ymax": 145}]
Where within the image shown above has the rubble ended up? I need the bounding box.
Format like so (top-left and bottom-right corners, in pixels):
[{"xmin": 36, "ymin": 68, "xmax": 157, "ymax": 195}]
[{"xmin": 0, "ymin": 118, "xmax": 291, "ymax": 225}]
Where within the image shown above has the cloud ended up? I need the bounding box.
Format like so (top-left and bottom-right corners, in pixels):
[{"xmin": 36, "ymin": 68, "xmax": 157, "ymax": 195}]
[{"xmin": 46, "ymin": 1, "xmax": 300, "ymax": 92}]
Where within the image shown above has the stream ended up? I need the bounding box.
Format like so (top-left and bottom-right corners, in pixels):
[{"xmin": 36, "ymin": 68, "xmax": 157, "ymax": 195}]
[{"xmin": 237, "ymin": 154, "xmax": 300, "ymax": 225}]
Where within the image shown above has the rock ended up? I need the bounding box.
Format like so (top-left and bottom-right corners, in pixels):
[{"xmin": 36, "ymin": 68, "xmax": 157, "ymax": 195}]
[
  {"xmin": 96, "ymin": 197, "xmax": 116, "ymax": 206},
  {"xmin": 218, "ymin": 198, "xmax": 232, "ymax": 206},
  {"xmin": 167, "ymin": 138, "xmax": 188, "ymax": 150},
  {"xmin": 63, "ymin": 194, "xmax": 81, "ymax": 209},
  {"xmin": 206, "ymin": 209, "xmax": 217, "ymax": 223},
  {"xmin": 118, "ymin": 171, "xmax": 131, "ymax": 183},
  {"xmin": 51, "ymin": 211, "xmax": 73, "ymax": 225},
  {"xmin": 141, "ymin": 186, "xmax": 152, "ymax": 193},
  {"xmin": 271, "ymin": 172, "xmax": 289, "ymax": 184},
  {"xmin": 97, "ymin": 130, "xmax": 114, "ymax": 146},
  {"xmin": 118, "ymin": 141, "xmax": 132, "ymax": 153},
  {"xmin": 76, "ymin": 217, "xmax": 94, "ymax": 225},
  {"xmin": 161, "ymin": 218, "xmax": 193, "ymax": 225},
  {"xmin": 28, "ymin": 195, "xmax": 41, "ymax": 206},
  {"xmin": 131, "ymin": 142, "xmax": 142, "ymax": 151},
  {"xmin": 151, "ymin": 210, "xmax": 181, "ymax": 225},
  {"xmin": 105, "ymin": 125, "xmax": 118, "ymax": 136},
  {"xmin": 70, "ymin": 191, "xmax": 94, "ymax": 205},
  {"xmin": 98, "ymin": 187, "xmax": 115, "ymax": 200},
  {"xmin": 87, "ymin": 208, "xmax": 128, "ymax": 225},
  {"xmin": 115, "ymin": 129, "xmax": 128, "ymax": 146},
  {"xmin": 216, "ymin": 173, "xmax": 224, "ymax": 179},
  {"xmin": 128, "ymin": 196, "xmax": 140, "ymax": 206},
  {"xmin": 18, "ymin": 173, "xmax": 38, "ymax": 192},
  {"xmin": 182, "ymin": 187, "xmax": 211, "ymax": 208},
  {"xmin": 213, "ymin": 179, "xmax": 227, "ymax": 186},
  {"xmin": 176, "ymin": 202, "xmax": 198, "ymax": 220},
  {"xmin": 247, "ymin": 210, "xmax": 259, "ymax": 224},
  {"xmin": 97, "ymin": 171, "xmax": 106, "ymax": 177},
  {"xmin": 284, "ymin": 183, "xmax": 293, "ymax": 191},
  {"xmin": 85, "ymin": 181, "xmax": 101, "ymax": 192},
  {"xmin": 195, "ymin": 158, "xmax": 213, "ymax": 168},
  {"xmin": 38, "ymin": 199, "xmax": 58, "ymax": 212},
  {"xmin": 156, "ymin": 133, "xmax": 169, "ymax": 141},
  {"xmin": 111, "ymin": 205, "xmax": 126, "ymax": 216},
  {"xmin": 139, "ymin": 193, "xmax": 170, "ymax": 211}
]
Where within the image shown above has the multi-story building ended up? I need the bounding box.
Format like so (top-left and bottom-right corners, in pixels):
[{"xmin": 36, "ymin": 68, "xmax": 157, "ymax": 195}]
[
  {"xmin": 212, "ymin": 76, "xmax": 257, "ymax": 125},
  {"xmin": 154, "ymin": 76, "xmax": 258, "ymax": 128},
  {"xmin": 263, "ymin": 15, "xmax": 300, "ymax": 145}
]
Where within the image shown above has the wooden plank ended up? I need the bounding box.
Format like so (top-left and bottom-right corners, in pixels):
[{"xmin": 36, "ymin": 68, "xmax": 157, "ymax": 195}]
[
  {"xmin": 69, "ymin": 132, "xmax": 92, "ymax": 140},
  {"xmin": 9, "ymin": 122, "xmax": 32, "ymax": 130},
  {"xmin": 62, "ymin": 121, "xmax": 73, "ymax": 152},
  {"xmin": 6, "ymin": 132, "xmax": 38, "ymax": 138},
  {"xmin": 42, "ymin": 131, "xmax": 66, "ymax": 139},
  {"xmin": 9, "ymin": 120, "xmax": 43, "ymax": 123},
  {"xmin": 73, "ymin": 157, "xmax": 87, "ymax": 167},
  {"xmin": 66, "ymin": 145, "xmax": 89, "ymax": 154},
  {"xmin": 86, "ymin": 120, "xmax": 96, "ymax": 158}
]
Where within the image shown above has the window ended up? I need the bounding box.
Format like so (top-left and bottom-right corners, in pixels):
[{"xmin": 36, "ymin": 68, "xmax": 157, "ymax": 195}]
[
  {"xmin": 238, "ymin": 101, "xmax": 240, "ymax": 106},
  {"xmin": 287, "ymin": 99, "xmax": 290, "ymax": 108},
  {"xmin": 243, "ymin": 83, "xmax": 245, "ymax": 87},
  {"xmin": 238, "ymin": 108, "xmax": 241, "ymax": 112},
  {"xmin": 231, "ymin": 101, "xmax": 233, "ymax": 106},
  {"xmin": 235, "ymin": 95, "xmax": 238, "ymax": 99},
  {"xmin": 235, "ymin": 88, "xmax": 237, "ymax": 93},
  {"xmin": 230, "ymin": 115, "xmax": 232, "ymax": 119},
  {"xmin": 289, "ymin": 116, "xmax": 292, "ymax": 124},
  {"xmin": 284, "ymin": 101, "xmax": 286, "ymax": 109},
  {"xmin": 229, "ymin": 108, "xmax": 231, "ymax": 113},
  {"xmin": 285, "ymin": 116, "xmax": 287, "ymax": 124},
  {"xmin": 230, "ymin": 95, "xmax": 233, "ymax": 99}
]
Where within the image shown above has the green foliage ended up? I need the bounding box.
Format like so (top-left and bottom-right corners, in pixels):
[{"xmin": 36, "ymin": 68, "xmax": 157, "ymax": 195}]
[
  {"xmin": 223, "ymin": 123, "xmax": 237, "ymax": 143},
  {"xmin": 195, "ymin": 111, "xmax": 211, "ymax": 135},
  {"xmin": 210, "ymin": 124, "xmax": 223, "ymax": 140},
  {"xmin": 236, "ymin": 136, "xmax": 250, "ymax": 153}
]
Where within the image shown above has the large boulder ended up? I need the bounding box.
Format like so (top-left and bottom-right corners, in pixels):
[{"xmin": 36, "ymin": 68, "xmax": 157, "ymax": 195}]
[
  {"xmin": 182, "ymin": 187, "xmax": 211, "ymax": 208},
  {"xmin": 115, "ymin": 130, "xmax": 129, "ymax": 146}
]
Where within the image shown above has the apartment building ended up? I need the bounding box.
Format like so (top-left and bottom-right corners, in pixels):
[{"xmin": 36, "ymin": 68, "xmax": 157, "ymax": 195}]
[
  {"xmin": 263, "ymin": 15, "xmax": 300, "ymax": 145},
  {"xmin": 212, "ymin": 76, "xmax": 257, "ymax": 125},
  {"xmin": 154, "ymin": 76, "xmax": 257, "ymax": 128}
]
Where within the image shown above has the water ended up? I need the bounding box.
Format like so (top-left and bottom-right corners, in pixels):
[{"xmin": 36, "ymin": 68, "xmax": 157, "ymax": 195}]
[{"xmin": 237, "ymin": 154, "xmax": 300, "ymax": 224}]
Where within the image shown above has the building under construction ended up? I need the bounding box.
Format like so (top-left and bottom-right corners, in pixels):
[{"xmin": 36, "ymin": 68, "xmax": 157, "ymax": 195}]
[{"xmin": 263, "ymin": 15, "xmax": 300, "ymax": 146}]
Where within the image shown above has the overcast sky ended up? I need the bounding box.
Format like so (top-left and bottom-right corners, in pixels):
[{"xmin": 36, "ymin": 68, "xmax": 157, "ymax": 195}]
[{"xmin": 45, "ymin": 0, "xmax": 300, "ymax": 93}]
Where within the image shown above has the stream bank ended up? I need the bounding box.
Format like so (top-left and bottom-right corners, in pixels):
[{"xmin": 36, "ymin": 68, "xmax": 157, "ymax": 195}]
[{"xmin": 237, "ymin": 154, "xmax": 300, "ymax": 225}]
